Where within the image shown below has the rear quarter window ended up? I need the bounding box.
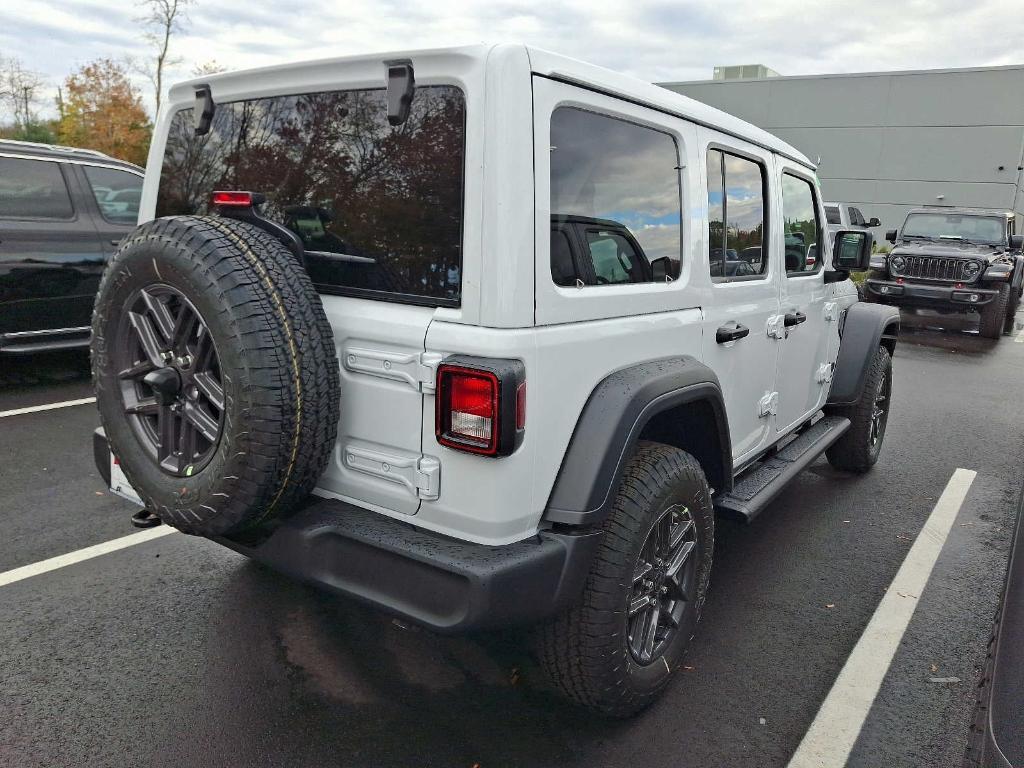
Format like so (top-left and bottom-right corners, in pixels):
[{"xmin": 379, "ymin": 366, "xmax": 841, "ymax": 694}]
[{"xmin": 156, "ymin": 86, "xmax": 466, "ymax": 306}]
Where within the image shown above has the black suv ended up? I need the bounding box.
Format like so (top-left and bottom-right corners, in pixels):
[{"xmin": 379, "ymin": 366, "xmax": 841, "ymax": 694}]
[
  {"xmin": 864, "ymin": 207, "xmax": 1023, "ymax": 339},
  {"xmin": 0, "ymin": 140, "xmax": 143, "ymax": 354}
]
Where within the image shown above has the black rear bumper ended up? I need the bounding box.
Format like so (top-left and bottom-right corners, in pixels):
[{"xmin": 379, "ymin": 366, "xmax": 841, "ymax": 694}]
[
  {"xmin": 217, "ymin": 498, "xmax": 602, "ymax": 632},
  {"xmin": 864, "ymin": 278, "xmax": 998, "ymax": 309},
  {"xmin": 94, "ymin": 429, "xmax": 601, "ymax": 634}
]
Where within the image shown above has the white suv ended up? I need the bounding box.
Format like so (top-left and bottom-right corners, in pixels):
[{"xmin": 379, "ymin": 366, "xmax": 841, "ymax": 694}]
[{"xmin": 91, "ymin": 44, "xmax": 899, "ymax": 716}]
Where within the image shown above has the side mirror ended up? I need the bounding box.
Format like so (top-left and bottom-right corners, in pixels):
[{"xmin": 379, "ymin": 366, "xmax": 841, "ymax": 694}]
[
  {"xmin": 868, "ymin": 217, "xmax": 881, "ymax": 227},
  {"xmin": 833, "ymin": 229, "xmax": 874, "ymax": 271},
  {"xmin": 1009, "ymin": 234, "xmax": 1023, "ymax": 250},
  {"xmin": 885, "ymin": 229, "xmax": 897, "ymax": 244}
]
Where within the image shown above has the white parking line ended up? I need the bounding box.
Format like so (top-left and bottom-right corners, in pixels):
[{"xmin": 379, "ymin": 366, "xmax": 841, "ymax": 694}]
[
  {"xmin": 0, "ymin": 527, "xmax": 178, "ymax": 589},
  {"xmin": 786, "ymin": 468, "xmax": 977, "ymax": 768},
  {"xmin": 0, "ymin": 397, "xmax": 96, "ymax": 419}
]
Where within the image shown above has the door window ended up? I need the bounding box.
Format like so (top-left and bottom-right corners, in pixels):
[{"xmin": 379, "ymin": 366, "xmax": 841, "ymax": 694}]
[
  {"xmin": 706, "ymin": 149, "xmax": 766, "ymax": 280},
  {"xmin": 83, "ymin": 166, "xmax": 142, "ymax": 225},
  {"xmin": 550, "ymin": 107, "xmax": 681, "ymax": 286},
  {"xmin": 0, "ymin": 157, "xmax": 73, "ymax": 219},
  {"xmin": 781, "ymin": 173, "xmax": 822, "ymax": 275}
]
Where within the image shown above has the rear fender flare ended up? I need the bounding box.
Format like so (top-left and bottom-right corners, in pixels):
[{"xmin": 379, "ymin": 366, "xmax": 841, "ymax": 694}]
[
  {"xmin": 827, "ymin": 302, "xmax": 900, "ymax": 407},
  {"xmin": 543, "ymin": 357, "xmax": 731, "ymax": 527}
]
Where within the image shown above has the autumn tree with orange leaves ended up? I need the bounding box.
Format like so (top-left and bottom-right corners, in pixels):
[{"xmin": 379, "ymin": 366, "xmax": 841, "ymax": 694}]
[{"xmin": 58, "ymin": 58, "xmax": 151, "ymax": 165}]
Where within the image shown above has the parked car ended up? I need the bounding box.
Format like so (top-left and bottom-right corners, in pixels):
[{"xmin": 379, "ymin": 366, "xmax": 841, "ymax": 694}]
[
  {"xmin": 825, "ymin": 201, "xmax": 880, "ymax": 239},
  {"xmin": 91, "ymin": 45, "xmax": 898, "ymax": 717},
  {"xmin": 0, "ymin": 140, "xmax": 143, "ymax": 354},
  {"xmin": 864, "ymin": 207, "xmax": 1024, "ymax": 338}
]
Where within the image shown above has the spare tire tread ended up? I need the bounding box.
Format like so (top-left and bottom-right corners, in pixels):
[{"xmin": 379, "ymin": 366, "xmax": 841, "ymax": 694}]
[{"xmin": 91, "ymin": 215, "xmax": 340, "ymax": 536}]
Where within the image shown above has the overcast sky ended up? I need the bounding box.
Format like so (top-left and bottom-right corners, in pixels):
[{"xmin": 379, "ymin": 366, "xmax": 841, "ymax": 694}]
[{"xmin": 2, "ymin": 0, "xmax": 1023, "ymax": 120}]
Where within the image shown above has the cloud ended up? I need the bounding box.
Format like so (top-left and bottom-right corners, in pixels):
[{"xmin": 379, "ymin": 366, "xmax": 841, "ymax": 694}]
[{"xmin": 1, "ymin": 0, "xmax": 1020, "ymax": 121}]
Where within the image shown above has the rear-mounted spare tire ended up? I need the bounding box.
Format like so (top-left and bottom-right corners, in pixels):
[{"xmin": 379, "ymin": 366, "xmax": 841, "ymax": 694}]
[{"xmin": 91, "ymin": 216, "xmax": 340, "ymax": 537}]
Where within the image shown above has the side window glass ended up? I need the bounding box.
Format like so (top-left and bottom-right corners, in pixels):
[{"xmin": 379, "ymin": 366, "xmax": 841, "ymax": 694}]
[
  {"xmin": 781, "ymin": 173, "xmax": 822, "ymax": 275},
  {"xmin": 0, "ymin": 157, "xmax": 74, "ymax": 219},
  {"xmin": 849, "ymin": 207, "xmax": 865, "ymax": 226},
  {"xmin": 706, "ymin": 149, "xmax": 766, "ymax": 279},
  {"xmin": 83, "ymin": 166, "xmax": 142, "ymax": 225},
  {"xmin": 550, "ymin": 107, "xmax": 681, "ymax": 287},
  {"xmin": 825, "ymin": 206, "xmax": 841, "ymax": 225}
]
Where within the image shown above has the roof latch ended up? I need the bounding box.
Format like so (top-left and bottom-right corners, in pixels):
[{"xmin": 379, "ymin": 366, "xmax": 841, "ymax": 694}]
[
  {"xmin": 385, "ymin": 60, "xmax": 415, "ymax": 126},
  {"xmin": 194, "ymin": 85, "xmax": 215, "ymax": 136}
]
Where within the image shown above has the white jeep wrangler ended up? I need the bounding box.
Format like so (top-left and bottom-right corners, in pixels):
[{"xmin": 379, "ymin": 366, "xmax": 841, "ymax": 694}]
[{"xmin": 91, "ymin": 44, "xmax": 899, "ymax": 717}]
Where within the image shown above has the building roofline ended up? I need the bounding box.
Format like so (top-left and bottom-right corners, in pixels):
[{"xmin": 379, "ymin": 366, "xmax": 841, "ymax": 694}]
[{"xmin": 659, "ymin": 62, "xmax": 1024, "ymax": 87}]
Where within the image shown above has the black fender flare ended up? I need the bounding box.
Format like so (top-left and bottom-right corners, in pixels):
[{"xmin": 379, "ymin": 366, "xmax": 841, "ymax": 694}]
[
  {"xmin": 1010, "ymin": 255, "xmax": 1024, "ymax": 298},
  {"xmin": 827, "ymin": 301, "xmax": 900, "ymax": 407},
  {"xmin": 543, "ymin": 356, "xmax": 731, "ymax": 527}
]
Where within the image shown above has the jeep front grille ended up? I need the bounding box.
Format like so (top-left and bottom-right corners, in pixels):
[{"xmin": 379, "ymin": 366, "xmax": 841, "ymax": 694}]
[{"xmin": 897, "ymin": 256, "xmax": 976, "ymax": 282}]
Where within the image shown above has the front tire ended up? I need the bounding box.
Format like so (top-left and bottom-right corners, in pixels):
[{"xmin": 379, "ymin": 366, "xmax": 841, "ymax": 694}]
[
  {"xmin": 536, "ymin": 442, "xmax": 714, "ymax": 717},
  {"xmin": 978, "ymin": 283, "xmax": 1010, "ymax": 340},
  {"xmin": 826, "ymin": 345, "xmax": 892, "ymax": 473}
]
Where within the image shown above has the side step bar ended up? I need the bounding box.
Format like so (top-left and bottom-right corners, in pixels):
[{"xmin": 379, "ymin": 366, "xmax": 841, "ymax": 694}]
[{"xmin": 714, "ymin": 415, "xmax": 851, "ymax": 522}]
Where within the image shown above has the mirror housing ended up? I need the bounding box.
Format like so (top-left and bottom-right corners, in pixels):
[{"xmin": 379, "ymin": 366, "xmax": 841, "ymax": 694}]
[
  {"xmin": 833, "ymin": 229, "xmax": 874, "ymax": 272},
  {"xmin": 867, "ymin": 217, "xmax": 881, "ymax": 227},
  {"xmin": 1009, "ymin": 233, "xmax": 1023, "ymax": 250},
  {"xmin": 885, "ymin": 229, "xmax": 897, "ymax": 244}
]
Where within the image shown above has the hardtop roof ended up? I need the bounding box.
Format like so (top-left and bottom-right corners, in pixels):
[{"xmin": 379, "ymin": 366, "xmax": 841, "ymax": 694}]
[{"xmin": 167, "ymin": 43, "xmax": 813, "ymax": 169}]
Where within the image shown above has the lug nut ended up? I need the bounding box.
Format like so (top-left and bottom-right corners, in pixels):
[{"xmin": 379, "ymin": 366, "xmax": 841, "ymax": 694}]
[{"xmin": 660, "ymin": 586, "xmax": 669, "ymax": 594}]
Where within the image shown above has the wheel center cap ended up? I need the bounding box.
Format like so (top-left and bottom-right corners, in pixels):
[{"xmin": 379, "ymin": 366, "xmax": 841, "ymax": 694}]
[{"xmin": 143, "ymin": 367, "xmax": 182, "ymax": 406}]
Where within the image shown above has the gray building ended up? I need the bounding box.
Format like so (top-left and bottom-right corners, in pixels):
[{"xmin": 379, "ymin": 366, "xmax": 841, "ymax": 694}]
[{"xmin": 660, "ymin": 65, "xmax": 1024, "ymax": 235}]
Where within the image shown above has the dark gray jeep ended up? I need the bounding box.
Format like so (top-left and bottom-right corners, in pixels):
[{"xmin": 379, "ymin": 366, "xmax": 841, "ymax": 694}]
[{"xmin": 864, "ymin": 207, "xmax": 1023, "ymax": 339}]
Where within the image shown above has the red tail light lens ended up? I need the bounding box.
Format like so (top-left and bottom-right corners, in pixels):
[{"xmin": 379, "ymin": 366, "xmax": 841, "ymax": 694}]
[
  {"xmin": 435, "ymin": 358, "xmax": 526, "ymax": 457},
  {"xmin": 211, "ymin": 190, "xmax": 254, "ymax": 207},
  {"xmin": 437, "ymin": 366, "xmax": 499, "ymax": 455}
]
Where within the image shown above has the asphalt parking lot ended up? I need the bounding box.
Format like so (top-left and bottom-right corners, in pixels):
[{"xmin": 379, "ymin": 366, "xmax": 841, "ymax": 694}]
[{"xmin": 1, "ymin": 308, "xmax": 1023, "ymax": 768}]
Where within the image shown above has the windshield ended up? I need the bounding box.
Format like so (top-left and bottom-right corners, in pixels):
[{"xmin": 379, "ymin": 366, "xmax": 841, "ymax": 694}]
[
  {"xmin": 156, "ymin": 86, "xmax": 466, "ymax": 306},
  {"xmin": 901, "ymin": 213, "xmax": 1005, "ymax": 244}
]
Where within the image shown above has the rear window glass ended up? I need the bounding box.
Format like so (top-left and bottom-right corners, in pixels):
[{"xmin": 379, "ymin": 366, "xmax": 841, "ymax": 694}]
[
  {"xmin": 0, "ymin": 157, "xmax": 73, "ymax": 219},
  {"xmin": 156, "ymin": 86, "xmax": 466, "ymax": 306}
]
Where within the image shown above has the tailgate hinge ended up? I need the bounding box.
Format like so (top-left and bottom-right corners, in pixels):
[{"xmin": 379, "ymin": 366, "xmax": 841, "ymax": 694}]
[
  {"xmin": 343, "ymin": 447, "xmax": 441, "ymax": 500},
  {"xmin": 343, "ymin": 347, "xmax": 442, "ymax": 393},
  {"xmin": 758, "ymin": 391, "xmax": 779, "ymax": 417}
]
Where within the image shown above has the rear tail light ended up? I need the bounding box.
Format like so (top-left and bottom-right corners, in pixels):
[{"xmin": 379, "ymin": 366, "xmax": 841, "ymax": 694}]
[{"xmin": 436, "ymin": 358, "xmax": 525, "ymax": 457}]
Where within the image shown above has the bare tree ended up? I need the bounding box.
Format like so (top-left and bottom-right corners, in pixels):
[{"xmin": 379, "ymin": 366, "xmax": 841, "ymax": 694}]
[
  {"xmin": 0, "ymin": 55, "xmax": 46, "ymax": 130},
  {"xmin": 136, "ymin": 0, "xmax": 194, "ymax": 117}
]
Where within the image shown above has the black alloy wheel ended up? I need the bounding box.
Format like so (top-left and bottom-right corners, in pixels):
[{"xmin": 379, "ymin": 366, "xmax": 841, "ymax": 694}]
[
  {"xmin": 627, "ymin": 503, "xmax": 699, "ymax": 664},
  {"xmin": 869, "ymin": 357, "xmax": 891, "ymax": 449},
  {"xmin": 115, "ymin": 284, "xmax": 224, "ymax": 477}
]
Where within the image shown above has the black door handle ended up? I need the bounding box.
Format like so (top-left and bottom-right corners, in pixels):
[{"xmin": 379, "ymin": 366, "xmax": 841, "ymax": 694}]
[
  {"xmin": 110, "ymin": 239, "xmax": 122, "ymax": 246},
  {"xmin": 784, "ymin": 311, "xmax": 807, "ymax": 327},
  {"xmin": 716, "ymin": 321, "xmax": 750, "ymax": 344}
]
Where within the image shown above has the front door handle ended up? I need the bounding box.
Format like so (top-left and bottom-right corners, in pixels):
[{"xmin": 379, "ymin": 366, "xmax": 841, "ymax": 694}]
[
  {"xmin": 784, "ymin": 311, "xmax": 807, "ymax": 327},
  {"xmin": 716, "ymin": 321, "xmax": 750, "ymax": 344},
  {"xmin": 110, "ymin": 239, "xmax": 122, "ymax": 246}
]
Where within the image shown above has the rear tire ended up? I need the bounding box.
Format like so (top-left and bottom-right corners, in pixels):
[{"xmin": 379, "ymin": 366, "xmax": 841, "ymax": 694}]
[
  {"xmin": 536, "ymin": 442, "xmax": 714, "ymax": 717},
  {"xmin": 978, "ymin": 283, "xmax": 1010, "ymax": 340},
  {"xmin": 826, "ymin": 345, "xmax": 892, "ymax": 473},
  {"xmin": 91, "ymin": 216, "xmax": 341, "ymax": 536}
]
